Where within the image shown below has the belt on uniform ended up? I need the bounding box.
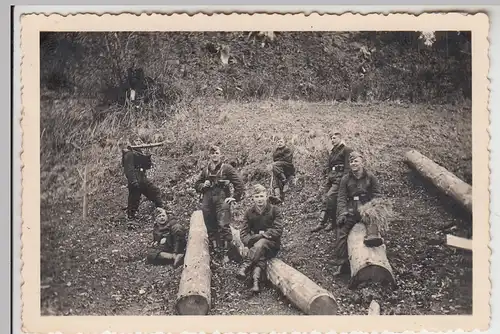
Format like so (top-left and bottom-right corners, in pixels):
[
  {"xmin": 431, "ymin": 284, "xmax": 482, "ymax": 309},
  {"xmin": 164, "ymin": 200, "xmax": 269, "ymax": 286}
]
[
  {"xmin": 331, "ymin": 165, "xmax": 344, "ymax": 172},
  {"xmin": 348, "ymin": 194, "xmax": 369, "ymax": 202}
]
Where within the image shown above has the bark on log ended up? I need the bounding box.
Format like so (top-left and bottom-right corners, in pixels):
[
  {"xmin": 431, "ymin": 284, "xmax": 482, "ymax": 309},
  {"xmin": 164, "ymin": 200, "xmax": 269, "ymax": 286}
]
[
  {"xmin": 347, "ymin": 223, "xmax": 396, "ymax": 289},
  {"xmin": 230, "ymin": 227, "xmax": 337, "ymax": 314},
  {"xmin": 175, "ymin": 210, "xmax": 211, "ymax": 315},
  {"xmin": 405, "ymin": 149, "xmax": 472, "ymax": 214},
  {"xmin": 267, "ymin": 258, "xmax": 339, "ymax": 315}
]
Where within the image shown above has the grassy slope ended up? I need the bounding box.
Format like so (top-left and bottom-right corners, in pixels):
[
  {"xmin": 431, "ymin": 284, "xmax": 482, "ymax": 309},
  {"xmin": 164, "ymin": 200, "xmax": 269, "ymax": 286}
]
[{"xmin": 41, "ymin": 98, "xmax": 472, "ymax": 316}]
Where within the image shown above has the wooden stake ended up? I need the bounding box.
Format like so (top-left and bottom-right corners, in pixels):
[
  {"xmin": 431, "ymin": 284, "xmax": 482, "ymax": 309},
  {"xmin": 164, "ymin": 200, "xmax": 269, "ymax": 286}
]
[
  {"xmin": 83, "ymin": 165, "xmax": 88, "ymax": 221},
  {"xmin": 446, "ymin": 234, "xmax": 472, "ymax": 251},
  {"xmin": 368, "ymin": 300, "xmax": 381, "ymax": 315}
]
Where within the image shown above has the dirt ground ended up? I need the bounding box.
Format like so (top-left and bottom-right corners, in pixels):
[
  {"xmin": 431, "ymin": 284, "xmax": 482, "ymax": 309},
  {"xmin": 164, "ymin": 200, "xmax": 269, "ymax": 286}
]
[{"xmin": 40, "ymin": 99, "xmax": 472, "ymax": 316}]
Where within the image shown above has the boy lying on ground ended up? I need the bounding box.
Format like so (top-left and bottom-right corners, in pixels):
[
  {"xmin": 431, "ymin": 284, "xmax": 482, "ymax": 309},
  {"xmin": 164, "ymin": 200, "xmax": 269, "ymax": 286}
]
[{"xmin": 146, "ymin": 207, "xmax": 187, "ymax": 268}]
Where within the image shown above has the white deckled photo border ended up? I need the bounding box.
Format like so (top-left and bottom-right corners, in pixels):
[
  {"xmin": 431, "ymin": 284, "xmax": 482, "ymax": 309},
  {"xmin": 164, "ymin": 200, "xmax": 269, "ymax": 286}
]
[{"xmin": 19, "ymin": 11, "xmax": 490, "ymax": 334}]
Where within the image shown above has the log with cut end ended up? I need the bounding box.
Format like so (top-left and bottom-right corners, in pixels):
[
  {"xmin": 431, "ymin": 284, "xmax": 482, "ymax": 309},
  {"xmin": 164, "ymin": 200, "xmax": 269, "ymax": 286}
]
[
  {"xmin": 405, "ymin": 149, "xmax": 472, "ymax": 214},
  {"xmin": 347, "ymin": 223, "xmax": 396, "ymax": 289},
  {"xmin": 267, "ymin": 258, "xmax": 339, "ymax": 315},
  {"xmin": 175, "ymin": 210, "xmax": 211, "ymax": 315}
]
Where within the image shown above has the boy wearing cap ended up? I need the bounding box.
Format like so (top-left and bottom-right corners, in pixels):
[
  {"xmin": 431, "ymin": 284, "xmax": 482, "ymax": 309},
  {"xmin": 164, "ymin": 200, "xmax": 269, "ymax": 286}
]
[
  {"xmin": 331, "ymin": 151, "xmax": 383, "ymax": 275},
  {"xmin": 146, "ymin": 207, "xmax": 187, "ymax": 268},
  {"xmin": 194, "ymin": 145, "xmax": 245, "ymax": 257},
  {"xmin": 311, "ymin": 132, "xmax": 352, "ymax": 233},
  {"xmin": 237, "ymin": 184, "xmax": 284, "ymax": 293},
  {"xmin": 271, "ymin": 136, "xmax": 296, "ymax": 201},
  {"xmin": 122, "ymin": 137, "xmax": 164, "ymax": 228}
]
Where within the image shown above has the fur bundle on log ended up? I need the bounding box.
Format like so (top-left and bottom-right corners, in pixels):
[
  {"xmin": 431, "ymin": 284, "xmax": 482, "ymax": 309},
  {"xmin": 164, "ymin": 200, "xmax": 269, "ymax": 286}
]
[{"xmin": 358, "ymin": 198, "xmax": 394, "ymax": 235}]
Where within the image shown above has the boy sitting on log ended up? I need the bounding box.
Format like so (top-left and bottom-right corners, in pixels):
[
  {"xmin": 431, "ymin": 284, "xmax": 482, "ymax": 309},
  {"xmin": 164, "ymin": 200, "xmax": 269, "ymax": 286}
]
[
  {"xmin": 146, "ymin": 207, "xmax": 187, "ymax": 268},
  {"xmin": 271, "ymin": 135, "xmax": 296, "ymax": 202},
  {"xmin": 236, "ymin": 184, "xmax": 284, "ymax": 293},
  {"xmin": 331, "ymin": 151, "xmax": 384, "ymax": 275}
]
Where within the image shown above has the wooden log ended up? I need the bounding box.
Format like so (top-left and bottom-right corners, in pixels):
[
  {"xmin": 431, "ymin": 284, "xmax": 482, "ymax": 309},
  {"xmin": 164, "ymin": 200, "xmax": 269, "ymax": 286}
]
[
  {"xmin": 128, "ymin": 141, "xmax": 171, "ymax": 149},
  {"xmin": 405, "ymin": 149, "xmax": 472, "ymax": 214},
  {"xmin": 446, "ymin": 234, "xmax": 473, "ymax": 251},
  {"xmin": 175, "ymin": 210, "xmax": 211, "ymax": 315},
  {"xmin": 368, "ymin": 300, "xmax": 381, "ymax": 315},
  {"xmin": 267, "ymin": 258, "xmax": 339, "ymax": 315},
  {"xmin": 347, "ymin": 223, "xmax": 396, "ymax": 289}
]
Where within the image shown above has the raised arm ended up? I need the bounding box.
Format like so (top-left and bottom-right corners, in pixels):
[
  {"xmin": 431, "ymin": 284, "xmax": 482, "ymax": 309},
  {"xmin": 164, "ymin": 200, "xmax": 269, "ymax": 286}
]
[
  {"xmin": 224, "ymin": 164, "xmax": 245, "ymax": 201},
  {"xmin": 194, "ymin": 169, "xmax": 207, "ymax": 193}
]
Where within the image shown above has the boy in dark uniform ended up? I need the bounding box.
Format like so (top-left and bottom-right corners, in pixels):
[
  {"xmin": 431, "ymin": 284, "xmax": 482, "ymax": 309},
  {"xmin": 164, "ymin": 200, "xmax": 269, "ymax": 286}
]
[
  {"xmin": 271, "ymin": 136, "xmax": 296, "ymax": 201},
  {"xmin": 122, "ymin": 138, "xmax": 164, "ymax": 228},
  {"xmin": 311, "ymin": 132, "xmax": 352, "ymax": 233},
  {"xmin": 194, "ymin": 145, "xmax": 245, "ymax": 258},
  {"xmin": 331, "ymin": 151, "xmax": 383, "ymax": 275},
  {"xmin": 146, "ymin": 207, "xmax": 187, "ymax": 268},
  {"xmin": 237, "ymin": 184, "xmax": 284, "ymax": 293}
]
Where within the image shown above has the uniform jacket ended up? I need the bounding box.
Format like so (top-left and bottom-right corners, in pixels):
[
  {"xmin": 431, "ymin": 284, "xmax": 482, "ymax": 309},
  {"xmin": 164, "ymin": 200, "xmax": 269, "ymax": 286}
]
[
  {"xmin": 240, "ymin": 202, "xmax": 284, "ymax": 248},
  {"xmin": 273, "ymin": 146, "xmax": 294, "ymax": 164},
  {"xmin": 336, "ymin": 169, "xmax": 381, "ymax": 218},
  {"xmin": 323, "ymin": 143, "xmax": 352, "ymax": 189},
  {"xmin": 152, "ymin": 220, "xmax": 187, "ymax": 254},
  {"xmin": 194, "ymin": 161, "xmax": 245, "ymax": 201},
  {"xmin": 122, "ymin": 148, "xmax": 152, "ymax": 185}
]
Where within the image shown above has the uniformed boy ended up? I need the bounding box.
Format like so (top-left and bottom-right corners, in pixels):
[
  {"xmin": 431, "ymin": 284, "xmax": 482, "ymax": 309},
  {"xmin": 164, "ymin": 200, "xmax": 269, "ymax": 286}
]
[
  {"xmin": 146, "ymin": 207, "xmax": 187, "ymax": 268},
  {"xmin": 194, "ymin": 145, "xmax": 245, "ymax": 258},
  {"xmin": 236, "ymin": 184, "xmax": 284, "ymax": 293},
  {"xmin": 311, "ymin": 132, "xmax": 352, "ymax": 233},
  {"xmin": 122, "ymin": 137, "xmax": 164, "ymax": 228},
  {"xmin": 331, "ymin": 151, "xmax": 383, "ymax": 275},
  {"xmin": 271, "ymin": 136, "xmax": 296, "ymax": 201}
]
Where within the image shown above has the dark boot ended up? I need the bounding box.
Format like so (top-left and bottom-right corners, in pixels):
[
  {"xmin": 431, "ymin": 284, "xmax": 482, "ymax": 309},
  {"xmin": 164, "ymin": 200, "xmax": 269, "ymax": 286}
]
[
  {"xmin": 364, "ymin": 223, "xmax": 384, "ymax": 247},
  {"xmin": 331, "ymin": 259, "xmax": 348, "ymax": 276},
  {"xmin": 236, "ymin": 261, "xmax": 253, "ymax": 280},
  {"xmin": 251, "ymin": 267, "xmax": 262, "ymax": 293},
  {"xmin": 310, "ymin": 211, "xmax": 328, "ymax": 233},
  {"xmin": 324, "ymin": 219, "xmax": 336, "ymax": 232}
]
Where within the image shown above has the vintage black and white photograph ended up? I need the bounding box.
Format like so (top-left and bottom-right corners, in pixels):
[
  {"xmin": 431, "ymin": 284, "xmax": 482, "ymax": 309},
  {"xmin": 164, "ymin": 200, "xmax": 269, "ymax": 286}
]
[{"xmin": 20, "ymin": 13, "xmax": 489, "ymax": 332}]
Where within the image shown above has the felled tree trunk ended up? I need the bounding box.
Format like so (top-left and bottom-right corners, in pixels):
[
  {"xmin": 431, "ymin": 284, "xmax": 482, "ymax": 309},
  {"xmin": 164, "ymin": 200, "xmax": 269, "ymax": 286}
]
[
  {"xmin": 405, "ymin": 149, "xmax": 472, "ymax": 214},
  {"xmin": 230, "ymin": 227, "xmax": 338, "ymax": 315},
  {"xmin": 347, "ymin": 223, "xmax": 396, "ymax": 289},
  {"xmin": 175, "ymin": 210, "xmax": 211, "ymax": 315},
  {"xmin": 267, "ymin": 258, "xmax": 339, "ymax": 315}
]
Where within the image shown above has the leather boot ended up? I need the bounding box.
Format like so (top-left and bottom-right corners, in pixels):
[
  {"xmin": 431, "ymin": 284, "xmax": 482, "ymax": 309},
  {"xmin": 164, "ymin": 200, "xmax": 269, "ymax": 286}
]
[
  {"xmin": 251, "ymin": 267, "xmax": 262, "ymax": 293},
  {"xmin": 236, "ymin": 261, "xmax": 253, "ymax": 280},
  {"xmin": 310, "ymin": 211, "xmax": 328, "ymax": 233},
  {"xmin": 324, "ymin": 218, "xmax": 336, "ymax": 232},
  {"xmin": 364, "ymin": 222, "xmax": 384, "ymax": 247}
]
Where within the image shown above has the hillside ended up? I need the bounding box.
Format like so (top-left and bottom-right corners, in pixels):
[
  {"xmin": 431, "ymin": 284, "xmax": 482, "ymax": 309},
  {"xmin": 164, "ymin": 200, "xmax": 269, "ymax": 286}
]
[
  {"xmin": 40, "ymin": 31, "xmax": 472, "ymax": 316},
  {"xmin": 40, "ymin": 98, "xmax": 472, "ymax": 316}
]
